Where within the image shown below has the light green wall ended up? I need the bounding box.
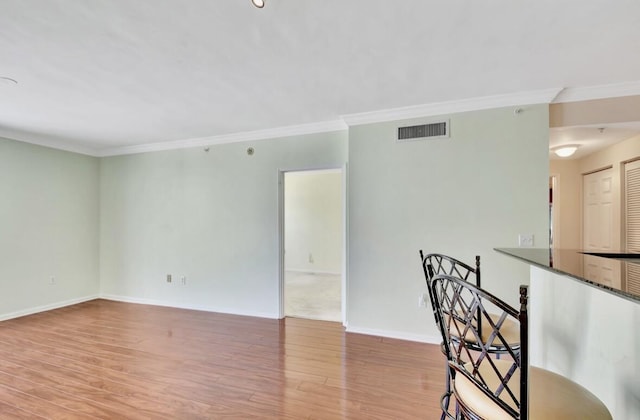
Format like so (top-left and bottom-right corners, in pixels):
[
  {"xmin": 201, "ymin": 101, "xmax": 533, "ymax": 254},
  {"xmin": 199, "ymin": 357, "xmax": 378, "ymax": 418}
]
[
  {"xmin": 284, "ymin": 170, "xmax": 343, "ymax": 273},
  {"xmin": 99, "ymin": 131, "xmax": 347, "ymax": 317},
  {"xmin": 0, "ymin": 137, "xmax": 99, "ymax": 318},
  {"xmin": 1, "ymin": 103, "xmax": 550, "ymax": 342},
  {"xmin": 347, "ymin": 105, "xmax": 550, "ymax": 341}
]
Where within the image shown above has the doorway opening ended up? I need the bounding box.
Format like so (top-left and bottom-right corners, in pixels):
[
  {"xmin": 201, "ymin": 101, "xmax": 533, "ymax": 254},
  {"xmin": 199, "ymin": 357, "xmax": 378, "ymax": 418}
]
[{"xmin": 279, "ymin": 168, "xmax": 345, "ymax": 323}]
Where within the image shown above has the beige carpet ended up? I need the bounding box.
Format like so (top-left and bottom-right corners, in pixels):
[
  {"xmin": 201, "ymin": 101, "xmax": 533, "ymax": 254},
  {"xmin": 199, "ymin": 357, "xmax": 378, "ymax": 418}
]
[{"xmin": 285, "ymin": 271, "xmax": 341, "ymax": 322}]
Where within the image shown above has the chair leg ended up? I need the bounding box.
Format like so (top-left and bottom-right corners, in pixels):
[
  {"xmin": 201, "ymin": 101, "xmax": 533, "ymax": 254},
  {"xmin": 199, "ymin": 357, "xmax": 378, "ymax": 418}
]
[{"xmin": 441, "ymin": 366, "xmax": 452, "ymax": 420}]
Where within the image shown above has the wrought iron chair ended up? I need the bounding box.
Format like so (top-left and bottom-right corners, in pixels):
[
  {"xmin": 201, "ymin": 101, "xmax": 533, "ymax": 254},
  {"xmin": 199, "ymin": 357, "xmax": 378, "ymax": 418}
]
[
  {"xmin": 419, "ymin": 252, "xmax": 520, "ymax": 419},
  {"xmin": 430, "ymin": 274, "xmax": 612, "ymax": 420}
]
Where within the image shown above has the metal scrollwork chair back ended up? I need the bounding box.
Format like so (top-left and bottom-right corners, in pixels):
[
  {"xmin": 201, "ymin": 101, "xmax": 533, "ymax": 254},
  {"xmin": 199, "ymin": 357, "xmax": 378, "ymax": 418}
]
[
  {"xmin": 429, "ymin": 274, "xmax": 612, "ymax": 420},
  {"xmin": 431, "ymin": 274, "xmax": 528, "ymax": 419},
  {"xmin": 419, "ymin": 252, "xmax": 520, "ymax": 419}
]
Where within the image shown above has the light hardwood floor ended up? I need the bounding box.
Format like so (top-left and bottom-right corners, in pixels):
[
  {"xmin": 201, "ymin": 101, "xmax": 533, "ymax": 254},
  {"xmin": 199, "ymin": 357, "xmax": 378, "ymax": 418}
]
[{"xmin": 0, "ymin": 300, "xmax": 444, "ymax": 419}]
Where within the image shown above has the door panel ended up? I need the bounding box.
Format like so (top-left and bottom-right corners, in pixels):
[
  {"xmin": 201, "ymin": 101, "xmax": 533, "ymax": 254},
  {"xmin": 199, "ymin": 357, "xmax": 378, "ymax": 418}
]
[
  {"xmin": 583, "ymin": 168, "xmax": 614, "ymax": 251},
  {"xmin": 583, "ymin": 168, "xmax": 619, "ymax": 288}
]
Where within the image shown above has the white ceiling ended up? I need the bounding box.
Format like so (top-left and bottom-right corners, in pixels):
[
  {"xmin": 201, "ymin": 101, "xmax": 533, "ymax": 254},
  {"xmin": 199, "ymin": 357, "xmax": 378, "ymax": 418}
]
[
  {"xmin": 550, "ymin": 123, "xmax": 640, "ymax": 160},
  {"xmin": 1, "ymin": 0, "xmax": 640, "ymax": 155}
]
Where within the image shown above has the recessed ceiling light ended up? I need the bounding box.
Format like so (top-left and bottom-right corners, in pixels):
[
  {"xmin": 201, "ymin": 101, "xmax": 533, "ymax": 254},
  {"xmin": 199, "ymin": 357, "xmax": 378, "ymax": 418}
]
[
  {"xmin": 252, "ymin": 0, "xmax": 265, "ymax": 8},
  {"xmin": 0, "ymin": 77, "xmax": 18, "ymax": 86}
]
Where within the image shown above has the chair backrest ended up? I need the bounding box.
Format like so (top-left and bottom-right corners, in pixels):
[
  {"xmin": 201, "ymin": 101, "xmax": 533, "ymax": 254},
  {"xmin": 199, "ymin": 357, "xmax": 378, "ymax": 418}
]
[
  {"xmin": 419, "ymin": 252, "xmax": 481, "ymax": 287},
  {"xmin": 419, "ymin": 252, "xmax": 483, "ymax": 338},
  {"xmin": 430, "ymin": 274, "xmax": 530, "ymax": 419}
]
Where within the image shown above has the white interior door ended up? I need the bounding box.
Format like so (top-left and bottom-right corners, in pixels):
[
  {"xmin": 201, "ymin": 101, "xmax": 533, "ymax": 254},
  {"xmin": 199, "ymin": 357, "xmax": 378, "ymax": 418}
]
[
  {"xmin": 583, "ymin": 168, "xmax": 619, "ymax": 287},
  {"xmin": 583, "ymin": 168, "xmax": 614, "ymax": 251}
]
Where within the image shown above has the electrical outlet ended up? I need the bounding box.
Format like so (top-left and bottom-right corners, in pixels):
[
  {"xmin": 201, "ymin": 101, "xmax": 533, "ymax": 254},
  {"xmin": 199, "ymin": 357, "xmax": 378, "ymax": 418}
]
[
  {"xmin": 49, "ymin": 276, "xmax": 55, "ymax": 285},
  {"xmin": 308, "ymin": 253, "xmax": 314, "ymax": 263},
  {"xmin": 518, "ymin": 234, "xmax": 534, "ymax": 247},
  {"xmin": 166, "ymin": 274, "xmax": 172, "ymax": 283},
  {"xmin": 418, "ymin": 293, "xmax": 429, "ymax": 308},
  {"xmin": 181, "ymin": 276, "xmax": 186, "ymax": 285}
]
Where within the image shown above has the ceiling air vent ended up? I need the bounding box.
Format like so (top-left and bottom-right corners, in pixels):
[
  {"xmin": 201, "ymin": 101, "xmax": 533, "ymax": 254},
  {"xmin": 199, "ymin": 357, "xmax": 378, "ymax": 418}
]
[{"xmin": 397, "ymin": 120, "xmax": 449, "ymax": 142}]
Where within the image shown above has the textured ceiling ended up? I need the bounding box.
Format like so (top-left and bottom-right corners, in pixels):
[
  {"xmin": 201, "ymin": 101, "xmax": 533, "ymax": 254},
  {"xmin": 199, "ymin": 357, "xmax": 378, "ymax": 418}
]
[{"xmin": 1, "ymin": 0, "xmax": 640, "ymax": 154}]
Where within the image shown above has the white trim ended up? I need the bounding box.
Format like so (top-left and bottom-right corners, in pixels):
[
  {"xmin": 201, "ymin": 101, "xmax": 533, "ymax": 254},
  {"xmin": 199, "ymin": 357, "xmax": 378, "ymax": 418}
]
[
  {"xmin": 0, "ymin": 129, "xmax": 98, "ymax": 156},
  {"xmin": 346, "ymin": 325, "xmax": 441, "ymax": 345},
  {"xmin": 284, "ymin": 268, "xmax": 342, "ymax": 275},
  {"xmin": 553, "ymin": 80, "xmax": 640, "ymax": 104},
  {"xmin": 278, "ymin": 170, "xmax": 286, "ymax": 319},
  {"xmin": 0, "ymin": 294, "xmax": 438, "ymax": 345},
  {"xmin": 0, "ymin": 294, "xmax": 99, "ymax": 321},
  {"xmin": 550, "ymin": 174, "xmax": 561, "ymax": 249},
  {"xmin": 97, "ymin": 119, "xmax": 348, "ymax": 157},
  {"xmin": 278, "ymin": 166, "xmax": 347, "ymax": 323},
  {"xmin": 341, "ymin": 162, "xmax": 348, "ymax": 327},
  {"xmin": 285, "ymin": 168, "xmax": 342, "ymax": 176},
  {"xmin": 100, "ymin": 294, "xmax": 278, "ymax": 319},
  {"xmin": 7, "ymin": 83, "xmax": 640, "ymax": 157},
  {"xmin": 341, "ymin": 88, "xmax": 563, "ymax": 126}
]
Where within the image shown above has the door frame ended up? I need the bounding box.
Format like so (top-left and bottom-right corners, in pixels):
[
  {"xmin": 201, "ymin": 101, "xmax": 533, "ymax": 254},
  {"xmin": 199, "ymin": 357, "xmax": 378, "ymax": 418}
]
[
  {"xmin": 277, "ymin": 164, "xmax": 348, "ymax": 326},
  {"xmin": 623, "ymin": 158, "xmax": 640, "ymax": 251},
  {"xmin": 549, "ymin": 174, "xmax": 560, "ymax": 248}
]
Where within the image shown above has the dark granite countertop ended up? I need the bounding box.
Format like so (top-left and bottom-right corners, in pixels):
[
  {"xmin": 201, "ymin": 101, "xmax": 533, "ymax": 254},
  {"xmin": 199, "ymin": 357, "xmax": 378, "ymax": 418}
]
[{"xmin": 495, "ymin": 248, "xmax": 640, "ymax": 303}]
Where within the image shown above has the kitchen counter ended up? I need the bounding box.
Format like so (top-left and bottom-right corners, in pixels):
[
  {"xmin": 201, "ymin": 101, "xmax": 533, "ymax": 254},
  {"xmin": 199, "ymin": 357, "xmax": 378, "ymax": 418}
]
[
  {"xmin": 495, "ymin": 247, "xmax": 639, "ymax": 419},
  {"xmin": 495, "ymin": 247, "xmax": 640, "ymax": 303}
]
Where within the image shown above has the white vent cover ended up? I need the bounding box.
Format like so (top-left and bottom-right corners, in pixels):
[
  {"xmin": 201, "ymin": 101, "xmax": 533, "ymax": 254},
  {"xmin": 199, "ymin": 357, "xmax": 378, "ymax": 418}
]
[{"xmin": 397, "ymin": 120, "xmax": 449, "ymax": 141}]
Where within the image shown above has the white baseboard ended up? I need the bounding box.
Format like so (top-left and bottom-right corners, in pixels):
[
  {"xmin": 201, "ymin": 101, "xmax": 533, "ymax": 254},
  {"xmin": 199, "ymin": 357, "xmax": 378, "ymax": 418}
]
[
  {"xmin": 285, "ymin": 268, "xmax": 341, "ymax": 275},
  {"xmin": 100, "ymin": 294, "xmax": 279, "ymax": 320},
  {"xmin": 345, "ymin": 325, "xmax": 441, "ymax": 345},
  {"xmin": 0, "ymin": 294, "xmax": 100, "ymax": 322},
  {"xmin": 0, "ymin": 294, "xmax": 440, "ymax": 347}
]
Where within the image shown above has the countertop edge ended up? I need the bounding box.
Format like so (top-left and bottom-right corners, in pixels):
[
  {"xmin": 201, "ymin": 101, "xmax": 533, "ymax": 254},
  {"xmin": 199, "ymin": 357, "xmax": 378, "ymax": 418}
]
[{"xmin": 494, "ymin": 247, "xmax": 640, "ymax": 304}]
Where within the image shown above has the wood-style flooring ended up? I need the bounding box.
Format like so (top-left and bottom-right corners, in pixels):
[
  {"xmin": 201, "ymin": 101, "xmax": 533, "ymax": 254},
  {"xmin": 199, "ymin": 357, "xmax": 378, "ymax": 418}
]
[{"xmin": 0, "ymin": 299, "xmax": 444, "ymax": 419}]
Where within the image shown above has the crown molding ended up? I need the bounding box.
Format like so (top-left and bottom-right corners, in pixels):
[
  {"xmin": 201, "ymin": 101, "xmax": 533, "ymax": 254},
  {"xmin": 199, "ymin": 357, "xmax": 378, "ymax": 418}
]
[
  {"xmin": 97, "ymin": 119, "xmax": 348, "ymax": 157},
  {"xmin": 341, "ymin": 88, "xmax": 563, "ymax": 126},
  {"xmin": 10, "ymin": 82, "xmax": 640, "ymax": 158},
  {"xmin": 0, "ymin": 128, "xmax": 98, "ymax": 156},
  {"xmin": 552, "ymin": 80, "xmax": 640, "ymax": 104}
]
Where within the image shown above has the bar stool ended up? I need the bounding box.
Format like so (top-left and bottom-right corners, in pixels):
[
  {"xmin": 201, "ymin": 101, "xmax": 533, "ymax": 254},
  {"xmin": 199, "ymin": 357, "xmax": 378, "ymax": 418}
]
[
  {"xmin": 430, "ymin": 274, "xmax": 612, "ymax": 420},
  {"xmin": 419, "ymin": 252, "xmax": 520, "ymax": 419}
]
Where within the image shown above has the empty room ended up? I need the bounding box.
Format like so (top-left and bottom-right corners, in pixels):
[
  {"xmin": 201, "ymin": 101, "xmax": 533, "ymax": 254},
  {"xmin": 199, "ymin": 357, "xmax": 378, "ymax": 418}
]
[{"xmin": 1, "ymin": 1, "xmax": 639, "ymax": 419}]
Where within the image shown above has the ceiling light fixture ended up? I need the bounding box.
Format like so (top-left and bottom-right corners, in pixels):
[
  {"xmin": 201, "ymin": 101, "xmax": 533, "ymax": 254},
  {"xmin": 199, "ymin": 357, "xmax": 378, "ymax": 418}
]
[
  {"xmin": 553, "ymin": 145, "xmax": 579, "ymax": 158},
  {"xmin": 252, "ymin": 0, "xmax": 265, "ymax": 8}
]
